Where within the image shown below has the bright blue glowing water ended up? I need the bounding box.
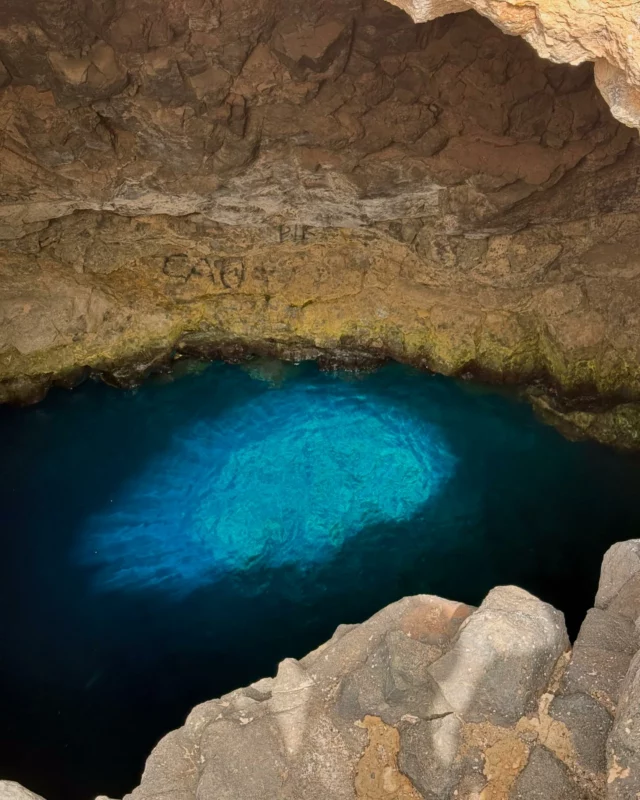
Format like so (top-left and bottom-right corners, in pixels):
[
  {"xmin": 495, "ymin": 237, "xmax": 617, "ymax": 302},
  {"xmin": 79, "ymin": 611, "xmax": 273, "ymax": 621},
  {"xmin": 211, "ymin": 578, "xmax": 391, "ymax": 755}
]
[
  {"xmin": 2, "ymin": 360, "xmax": 640, "ymax": 800},
  {"xmin": 79, "ymin": 383, "xmax": 454, "ymax": 593}
]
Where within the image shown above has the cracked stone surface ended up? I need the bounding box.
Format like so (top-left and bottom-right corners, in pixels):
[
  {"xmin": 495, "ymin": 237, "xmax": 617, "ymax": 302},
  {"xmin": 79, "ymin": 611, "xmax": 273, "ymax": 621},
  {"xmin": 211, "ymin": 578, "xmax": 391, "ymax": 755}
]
[
  {"xmin": 384, "ymin": 0, "xmax": 640, "ymax": 132},
  {"xmin": 104, "ymin": 540, "xmax": 640, "ymax": 800},
  {"xmin": 110, "ymin": 588, "xmax": 578, "ymax": 800}
]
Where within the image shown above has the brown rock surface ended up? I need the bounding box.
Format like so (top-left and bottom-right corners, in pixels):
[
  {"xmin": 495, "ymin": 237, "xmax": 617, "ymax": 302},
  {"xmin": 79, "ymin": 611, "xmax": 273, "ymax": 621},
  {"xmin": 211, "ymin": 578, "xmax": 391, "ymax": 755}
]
[
  {"xmin": 2, "ymin": 0, "xmax": 640, "ymax": 445},
  {"xmin": 385, "ymin": 0, "xmax": 640, "ymax": 131}
]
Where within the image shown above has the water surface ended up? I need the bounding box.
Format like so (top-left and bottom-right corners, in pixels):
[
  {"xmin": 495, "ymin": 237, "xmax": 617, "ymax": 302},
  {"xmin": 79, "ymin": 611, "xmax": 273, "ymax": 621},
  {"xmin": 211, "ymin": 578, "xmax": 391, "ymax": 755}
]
[{"xmin": 1, "ymin": 360, "xmax": 640, "ymax": 800}]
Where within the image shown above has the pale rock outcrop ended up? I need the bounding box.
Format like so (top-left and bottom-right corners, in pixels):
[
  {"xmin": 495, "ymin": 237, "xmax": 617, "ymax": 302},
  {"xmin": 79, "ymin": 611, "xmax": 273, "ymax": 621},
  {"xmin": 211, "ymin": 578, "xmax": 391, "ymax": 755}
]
[
  {"xmin": 0, "ymin": 783, "xmax": 44, "ymax": 800},
  {"xmin": 428, "ymin": 585, "xmax": 567, "ymax": 725},
  {"xmin": 10, "ymin": 541, "xmax": 640, "ymax": 797}
]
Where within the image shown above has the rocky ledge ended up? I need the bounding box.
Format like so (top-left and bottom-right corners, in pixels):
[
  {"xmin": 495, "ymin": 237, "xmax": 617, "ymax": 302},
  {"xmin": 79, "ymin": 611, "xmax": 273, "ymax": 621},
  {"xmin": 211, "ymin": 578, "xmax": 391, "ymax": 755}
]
[{"xmin": 6, "ymin": 539, "xmax": 640, "ymax": 800}]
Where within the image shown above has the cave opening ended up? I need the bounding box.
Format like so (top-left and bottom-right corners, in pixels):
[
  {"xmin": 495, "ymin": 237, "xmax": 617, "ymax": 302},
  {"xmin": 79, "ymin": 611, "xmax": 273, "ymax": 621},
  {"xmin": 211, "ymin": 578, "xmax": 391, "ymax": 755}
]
[
  {"xmin": 1, "ymin": 2, "xmax": 640, "ymax": 448},
  {"xmin": 3, "ymin": 0, "xmax": 640, "ymax": 797}
]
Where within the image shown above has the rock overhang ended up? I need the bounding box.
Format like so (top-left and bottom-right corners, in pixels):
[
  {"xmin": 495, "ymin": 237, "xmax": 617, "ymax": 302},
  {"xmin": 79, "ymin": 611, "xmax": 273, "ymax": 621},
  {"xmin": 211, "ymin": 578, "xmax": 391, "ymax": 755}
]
[{"xmin": 1, "ymin": 0, "xmax": 640, "ymax": 447}]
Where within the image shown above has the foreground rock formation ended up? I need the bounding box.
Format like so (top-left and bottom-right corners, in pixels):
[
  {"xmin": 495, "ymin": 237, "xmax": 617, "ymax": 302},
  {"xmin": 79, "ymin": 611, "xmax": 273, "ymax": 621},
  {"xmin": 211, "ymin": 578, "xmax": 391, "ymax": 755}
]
[
  {"xmin": 6, "ymin": 539, "xmax": 640, "ymax": 799},
  {"xmin": 3, "ymin": 0, "xmax": 640, "ymax": 444},
  {"xmin": 114, "ymin": 540, "xmax": 640, "ymax": 799}
]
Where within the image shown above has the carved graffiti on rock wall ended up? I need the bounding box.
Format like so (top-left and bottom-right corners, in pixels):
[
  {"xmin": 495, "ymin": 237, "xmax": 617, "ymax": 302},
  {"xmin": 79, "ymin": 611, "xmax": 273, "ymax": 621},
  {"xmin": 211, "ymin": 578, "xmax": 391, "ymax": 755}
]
[
  {"xmin": 279, "ymin": 225, "xmax": 308, "ymax": 244},
  {"xmin": 215, "ymin": 257, "xmax": 246, "ymax": 289}
]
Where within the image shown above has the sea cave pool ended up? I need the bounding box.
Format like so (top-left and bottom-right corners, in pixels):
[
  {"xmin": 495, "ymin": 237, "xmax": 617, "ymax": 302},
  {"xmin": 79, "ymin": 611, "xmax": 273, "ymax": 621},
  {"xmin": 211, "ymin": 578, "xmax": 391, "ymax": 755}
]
[{"xmin": 2, "ymin": 359, "xmax": 640, "ymax": 800}]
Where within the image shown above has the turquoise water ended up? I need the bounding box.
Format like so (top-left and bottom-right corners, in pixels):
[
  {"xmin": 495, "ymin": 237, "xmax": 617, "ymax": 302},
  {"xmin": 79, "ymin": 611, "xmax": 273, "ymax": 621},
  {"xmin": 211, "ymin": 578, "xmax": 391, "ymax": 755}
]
[
  {"xmin": 79, "ymin": 378, "xmax": 454, "ymax": 594},
  {"xmin": 2, "ymin": 360, "xmax": 640, "ymax": 799}
]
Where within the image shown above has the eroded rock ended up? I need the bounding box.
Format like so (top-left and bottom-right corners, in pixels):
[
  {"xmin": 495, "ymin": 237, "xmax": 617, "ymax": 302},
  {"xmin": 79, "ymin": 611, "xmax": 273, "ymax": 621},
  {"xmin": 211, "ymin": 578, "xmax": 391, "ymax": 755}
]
[
  {"xmin": 562, "ymin": 608, "xmax": 639, "ymax": 711},
  {"xmin": 110, "ymin": 588, "xmax": 577, "ymax": 800},
  {"xmin": 428, "ymin": 586, "xmax": 569, "ymax": 725},
  {"xmin": 596, "ymin": 540, "xmax": 640, "ymax": 614}
]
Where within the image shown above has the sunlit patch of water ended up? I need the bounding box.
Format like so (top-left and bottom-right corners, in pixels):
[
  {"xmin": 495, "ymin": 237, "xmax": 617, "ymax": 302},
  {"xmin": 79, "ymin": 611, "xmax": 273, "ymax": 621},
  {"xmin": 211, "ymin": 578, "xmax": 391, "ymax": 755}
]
[
  {"xmin": 5, "ymin": 361, "xmax": 640, "ymax": 800},
  {"xmin": 78, "ymin": 382, "xmax": 455, "ymax": 593}
]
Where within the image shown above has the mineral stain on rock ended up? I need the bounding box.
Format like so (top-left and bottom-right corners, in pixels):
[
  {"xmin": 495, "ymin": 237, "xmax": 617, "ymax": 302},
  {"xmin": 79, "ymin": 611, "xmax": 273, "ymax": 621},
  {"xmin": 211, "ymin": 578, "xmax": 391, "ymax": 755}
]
[
  {"xmin": 97, "ymin": 578, "xmax": 620, "ymax": 800},
  {"xmin": 355, "ymin": 716, "xmax": 422, "ymax": 800}
]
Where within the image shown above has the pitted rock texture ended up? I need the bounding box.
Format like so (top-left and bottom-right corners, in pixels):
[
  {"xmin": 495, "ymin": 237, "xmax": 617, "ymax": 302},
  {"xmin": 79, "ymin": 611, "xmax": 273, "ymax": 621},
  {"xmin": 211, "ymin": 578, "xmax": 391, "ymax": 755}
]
[
  {"xmin": 116, "ymin": 587, "xmax": 579, "ymax": 800},
  {"xmin": 2, "ymin": 1, "xmax": 640, "ymax": 445},
  {"xmin": 0, "ymin": 784, "xmax": 45, "ymax": 800}
]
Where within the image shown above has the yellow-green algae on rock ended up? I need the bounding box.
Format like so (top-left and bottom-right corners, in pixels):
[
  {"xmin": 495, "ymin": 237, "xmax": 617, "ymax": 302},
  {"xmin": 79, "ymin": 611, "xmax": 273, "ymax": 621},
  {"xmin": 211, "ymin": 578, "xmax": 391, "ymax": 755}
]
[{"xmin": 3, "ymin": 214, "xmax": 640, "ymax": 447}]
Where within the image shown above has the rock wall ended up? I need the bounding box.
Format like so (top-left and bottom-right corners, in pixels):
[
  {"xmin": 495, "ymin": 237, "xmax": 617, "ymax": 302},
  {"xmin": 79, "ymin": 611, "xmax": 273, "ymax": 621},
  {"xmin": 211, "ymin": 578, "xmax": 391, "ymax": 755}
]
[
  {"xmin": 2, "ymin": 1, "xmax": 640, "ymax": 444},
  {"xmin": 6, "ymin": 539, "xmax": 640, "ymax": 800},
  {"xmin": 385, "ymin": 0, "xmax": 640, "ymax": 131}
]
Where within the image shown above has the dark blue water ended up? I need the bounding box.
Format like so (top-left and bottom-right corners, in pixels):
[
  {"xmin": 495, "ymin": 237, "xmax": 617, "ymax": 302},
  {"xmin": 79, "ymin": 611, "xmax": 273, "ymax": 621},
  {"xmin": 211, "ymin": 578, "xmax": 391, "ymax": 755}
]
[{"xmin": 2, "ymin": 360, "xmax": 640, "ymax": 800}]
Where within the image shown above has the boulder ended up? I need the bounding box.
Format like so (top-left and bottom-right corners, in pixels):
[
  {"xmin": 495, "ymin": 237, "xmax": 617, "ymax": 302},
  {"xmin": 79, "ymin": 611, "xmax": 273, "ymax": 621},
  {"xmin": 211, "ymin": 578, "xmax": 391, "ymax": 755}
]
[{"xmin": 428, "ymin": 585, "xmax": 569, "ymax": 725}]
